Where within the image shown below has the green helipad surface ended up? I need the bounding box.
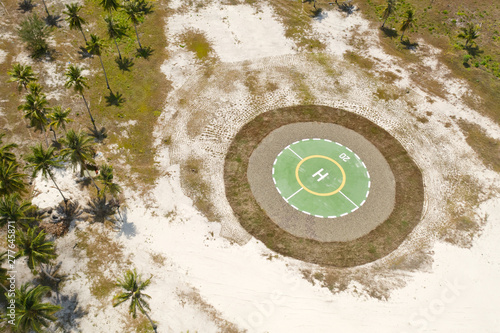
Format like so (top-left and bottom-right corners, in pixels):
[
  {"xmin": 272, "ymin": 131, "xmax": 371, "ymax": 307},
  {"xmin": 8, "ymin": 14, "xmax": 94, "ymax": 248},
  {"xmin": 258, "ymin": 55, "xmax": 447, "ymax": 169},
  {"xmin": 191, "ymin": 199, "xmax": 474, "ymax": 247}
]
[{"xmin": 272, "ymin": 138, "xmax": 370, "ymax": 218}]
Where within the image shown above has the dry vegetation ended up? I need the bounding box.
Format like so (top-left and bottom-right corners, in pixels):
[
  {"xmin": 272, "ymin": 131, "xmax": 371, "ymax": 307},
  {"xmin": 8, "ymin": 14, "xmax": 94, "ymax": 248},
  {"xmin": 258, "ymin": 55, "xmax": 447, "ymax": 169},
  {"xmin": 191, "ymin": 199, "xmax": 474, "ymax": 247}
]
[{"xmin": 225, "ymin": 105, "xmax": 424, "ymax": 267}]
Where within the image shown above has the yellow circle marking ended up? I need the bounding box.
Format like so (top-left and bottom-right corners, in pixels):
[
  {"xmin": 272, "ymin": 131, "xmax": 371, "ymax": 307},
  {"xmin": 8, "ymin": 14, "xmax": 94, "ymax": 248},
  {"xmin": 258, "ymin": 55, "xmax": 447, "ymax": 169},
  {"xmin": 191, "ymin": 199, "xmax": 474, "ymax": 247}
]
[{"xmin": 295, "ymin": 155, "xmax": 346, "ymax": 196}]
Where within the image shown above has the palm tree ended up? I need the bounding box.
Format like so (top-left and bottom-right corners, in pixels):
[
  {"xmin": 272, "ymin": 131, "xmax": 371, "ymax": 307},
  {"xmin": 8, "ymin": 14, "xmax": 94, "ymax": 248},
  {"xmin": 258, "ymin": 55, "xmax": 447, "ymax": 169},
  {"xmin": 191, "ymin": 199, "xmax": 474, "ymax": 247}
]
[
  {"xmin": 48, "ymin": 106, "xmax": 73, "ymax": 142},
  {"xmin": 0, "ymin": 161, "xmax": 26, "ymax": 196},
  {"xmin": 122, "ymin": 0, "xmax": 153, "ymax": 50},
  {"xmin": 0, "ymin": 193, "xmax": 32, "ymax": 228},
  {"xmin": 458, "ymin": 22, "xmax": 480, "ymax": 48},
  {"xmin": 400, "ymin": 9, "xmax": 416, "ymax": 41},
  {"xmin": 7, "ymin": 63, "xmax": 37, "ymax": 93},
  {"xmin": 64, "ymin": 65, "xmax": 98, "ymax": 132},
  {"xmin": 60, "ymin": 130, "xmax": 95, "ymax": 176},
  {"xmin": 15, "ymin": 226, "xmax": 57, "ymax": 277},
  {"xmin": 10, "ymin": 283, "xmax": 61, "ymax": 332},
  {"xmin": 381, "ymin": 0, "xmax": 396, "ymax": 28},
  {"xmin": 63, "ymin": 3, "xmax": 87, "ymax": 43},
  {"xmin": 60, "ymin": 130, "xmax": 100, "ymax": 193},
  {"xmin": 99, "ymin": 0, "xmax": 120, "ymax": 14},
  {"xmin": 98, "ymin": 164, "xmax": 121, "ymax": 197},
  {"xmin": 0, "ymin": 252, "xmax": 8, "ymax": 292},
  {"xmin": 113, "ymin": 269, "xmax": 158, "ymax": 333},
  {"xmin": 0, "ymin": 133, "xmax": 18, "ymax": 164},
  {"xmin": 18, "ymin": 82, "xmax": 50, "ymax": 147},
  {"xmin": 104, "ymin": 15, "xmax": 127, "ymax": 60},
  {"xmin": 25, "ymin": 144, "xmax": 67, "ymax": 203},
  {"xmin": 86, "ymin": 34, "xmax": 111, "ymax": 90}
]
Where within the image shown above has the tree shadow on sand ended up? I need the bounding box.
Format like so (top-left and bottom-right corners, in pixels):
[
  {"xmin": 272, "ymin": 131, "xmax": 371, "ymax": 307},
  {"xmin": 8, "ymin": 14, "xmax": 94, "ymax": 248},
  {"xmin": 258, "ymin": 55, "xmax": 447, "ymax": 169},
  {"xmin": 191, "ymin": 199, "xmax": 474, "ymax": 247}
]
[
  {"xmin": 55, "ymin": 293, "xmax": 88, "ymax": 332},
  {"xmin": 115, "ymin": 206, "xmax": 137, "ymax": 238},
  {"xmin": 401, "ymin": 38, "xmax": 419, "ymax": 50},
  {"xmin": 115, "ymin": 56, "xmax": 134, "ymax": 71}
]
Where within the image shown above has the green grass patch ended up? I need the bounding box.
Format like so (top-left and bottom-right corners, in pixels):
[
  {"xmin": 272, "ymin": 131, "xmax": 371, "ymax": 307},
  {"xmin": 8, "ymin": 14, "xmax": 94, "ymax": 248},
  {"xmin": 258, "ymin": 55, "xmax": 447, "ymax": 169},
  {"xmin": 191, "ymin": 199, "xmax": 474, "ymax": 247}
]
[{"xmin": 180, "ymin": 29, "xmax": 214, "ymax": 60}]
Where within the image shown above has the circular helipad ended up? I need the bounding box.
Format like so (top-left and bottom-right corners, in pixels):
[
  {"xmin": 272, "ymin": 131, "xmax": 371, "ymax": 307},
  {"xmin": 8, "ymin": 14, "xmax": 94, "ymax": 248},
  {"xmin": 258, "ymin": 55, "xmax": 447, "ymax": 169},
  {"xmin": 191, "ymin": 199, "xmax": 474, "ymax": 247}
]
[
  {"xmin": 272, "ymin": 139, "xmax": 370, "ymax": 218},
  {"xmin": 248, "ymin": 122, "xmax": 396, "ymax": 242}
]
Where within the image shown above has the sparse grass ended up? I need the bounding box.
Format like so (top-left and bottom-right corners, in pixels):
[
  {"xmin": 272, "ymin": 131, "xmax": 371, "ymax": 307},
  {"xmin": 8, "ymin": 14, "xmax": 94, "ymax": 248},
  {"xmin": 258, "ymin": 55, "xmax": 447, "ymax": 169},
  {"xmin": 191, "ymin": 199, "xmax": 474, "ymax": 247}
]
[
  {"xmin": 269, "ymin": 0, "xmax": 325, "ymax": 50},
  {"xmin": 374, "ymin": 87, "xmax": 399, "ymax": 101},
  {"xmin": 123, "ymin": 314, "xmax": 155, "ymax": 333},
  {"xmin": 180, "ymin": 157, "xmax": 219, "ymax": 221},
  {"xmin": 440, "ymin": 174, "xmax": 484, "ymax": 248},
  {"xmin": 357, "ymin": 0, "xmax": 500, "ymax": 123},
  {"xmin": 225, "ymin": 105, "xmax": 424, "ymax": 267},
  {"xmin": 177, "ymin": 287, "xmax": 243, "ymax": 333},
  {"xmin": 289, "ymin": 69, "xmax": 315, "ymax": 104},
  {"xmin": 344, "ymin": 51, "xmax": 375, "ymax": 70},
  {"xmin": 150, "ymin": 252, "xmax": 167, "ymax": 266},
  {"xmin": 75, "ymin": 225, "xmax": 128, "ymax": 300},
  {"xmin": 416, "ymin": 116, "xmax": 428, "ymax": 123},
  {"xmin": 458, "ymin": 120, "xmax": 500, "ymax": 172}
]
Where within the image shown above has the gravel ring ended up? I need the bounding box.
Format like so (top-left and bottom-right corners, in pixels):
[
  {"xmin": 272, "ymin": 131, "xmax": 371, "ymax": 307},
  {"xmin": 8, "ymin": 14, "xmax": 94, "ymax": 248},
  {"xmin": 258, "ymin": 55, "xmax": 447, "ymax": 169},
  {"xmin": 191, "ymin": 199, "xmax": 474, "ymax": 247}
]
[
  {"xmin": 248, "ymin": 122, "xmax": 396, "ymax": 242},
  {"xmin": 224, "ymin": 105, "xmax": 424, "ymax": 267}
]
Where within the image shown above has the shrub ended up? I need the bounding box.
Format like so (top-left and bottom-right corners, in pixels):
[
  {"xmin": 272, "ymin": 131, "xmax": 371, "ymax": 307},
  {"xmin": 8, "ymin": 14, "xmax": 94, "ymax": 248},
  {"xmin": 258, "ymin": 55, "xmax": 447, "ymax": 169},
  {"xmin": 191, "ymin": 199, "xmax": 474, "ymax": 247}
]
[{"xmin": 17, "ymin": 13, "xmax": 51, "ymax": 58}]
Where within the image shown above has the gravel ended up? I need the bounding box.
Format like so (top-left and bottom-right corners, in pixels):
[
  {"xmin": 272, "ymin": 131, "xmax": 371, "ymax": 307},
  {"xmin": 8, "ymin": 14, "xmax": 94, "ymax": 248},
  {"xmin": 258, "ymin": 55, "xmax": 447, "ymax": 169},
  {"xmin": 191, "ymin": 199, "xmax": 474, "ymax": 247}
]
[{"xmin": 247, "ymin": 122, "xmax": 396, "ymax": 242}]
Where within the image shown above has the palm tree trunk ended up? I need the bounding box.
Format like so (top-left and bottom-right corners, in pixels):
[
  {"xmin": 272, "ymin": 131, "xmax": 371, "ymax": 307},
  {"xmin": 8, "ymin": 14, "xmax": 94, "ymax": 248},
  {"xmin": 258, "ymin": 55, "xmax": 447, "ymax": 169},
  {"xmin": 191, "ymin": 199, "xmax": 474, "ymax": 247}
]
[
  {"xmin": 400, "ymin": 30, "xmax": 405, "ymax": 41},
  {"xmin": 133, "ymin": 24, "xmax": 142, "ymax": 49},
  {"xmin": 49, "ymin": 172, "xmax": 67, "ymax": 203},
  {"xmin": 81, "ymin": 92, "xmax": 98, "ymax": 133},
  {"xmin": 79, "ymin": 27, "xmax": 88, "ymax": 43},
  {"xmin": 138, "ymin": 302, "xmax": 157, "ymax": 333},
  {"xmin": 50, "ymin": 126, "xmax": 57, "ymax": 142},
  {"xmin": 113, "ymin": 38, "xmax": 122, "ymax": 59},
  {"xmin": 39, "ymin": 263, "xmax": 60, "ymax": 282},
  {"xmin": 43, "ymin": 126, "xmax": 49, "ymax": 148},
  {"xmin": 0, "ymin": 282, "xmax": 9, "ymax": 293},
  {"xmin": 81, "ymin": 162, "xmax": 100, "ymax": 194},
  {"xmin": 98, "ymin": 55, "xmax": 111, "ymax": 90},
  {"xmin": 382, "ymin": 17, "xmax": 388, "ymax": 28},
  {"xmin": 41, "ymin": 0, "xmax": 49, "ymax": 15}
]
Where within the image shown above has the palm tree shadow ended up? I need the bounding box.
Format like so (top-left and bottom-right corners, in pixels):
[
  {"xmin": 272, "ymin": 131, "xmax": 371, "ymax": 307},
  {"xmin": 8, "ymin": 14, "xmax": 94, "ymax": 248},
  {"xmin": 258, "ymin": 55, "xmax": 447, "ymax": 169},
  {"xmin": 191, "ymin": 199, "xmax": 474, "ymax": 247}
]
[
  {"xmin": 380, "ymin": 26, "xmax": 398, "ymax": 39},
  {"xmin": 465, "ymin": 45, "xmax": 483, "ymax": 56},
  {"xmin": 45, "ymin": 14, "xmax": 62, "ymax": 27},
  {"xmin": 18, "ymin": 0, "xmax": 35, "ymax": 12},
  {"xmin": 401, "ymin": 38, "xmax": 419, "ymax": 50},
  {"xmin": 105, "ymin": 91, "xmax": 126, "ymax": 106},
  {"xmin": 337, "ymin": 0, "xmax": 357, "ymax": 15},
  {"xmin": 311, "ymin": 8, "xmax": 327, "ymax": 20},
  {"xmin": 78, "ymin": 47, "xmax": 93, "ymax": 59},
  {"xmin": 116, "ymin": 206, "xmax": 137, "ymax": 238},
  {"xmin": 136, "ymin": 46, "xmax": 154, "ymax": 59},
  {"xmin": 55, "ymin": 293, "xmax": 88, "ymax": 331},
  {"xmin": 75, "ymin": 176, "xmax": 92, "ymax": 190},
  {"xmin": 87, "ymin": 126, "xmax": 108, "ymax": 142},
  {"xmin": 115, "ymin": 56, "xmax": 135, "ymax": 71}
]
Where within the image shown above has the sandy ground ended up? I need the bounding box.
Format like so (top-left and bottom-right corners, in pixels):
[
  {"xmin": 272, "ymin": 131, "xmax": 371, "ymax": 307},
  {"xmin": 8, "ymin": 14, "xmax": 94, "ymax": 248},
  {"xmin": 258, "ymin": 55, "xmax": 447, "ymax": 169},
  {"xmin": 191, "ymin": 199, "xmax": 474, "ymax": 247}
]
[{"xmin": 3, "ymin": 1, "xmax": 500, "ymax": 332}]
